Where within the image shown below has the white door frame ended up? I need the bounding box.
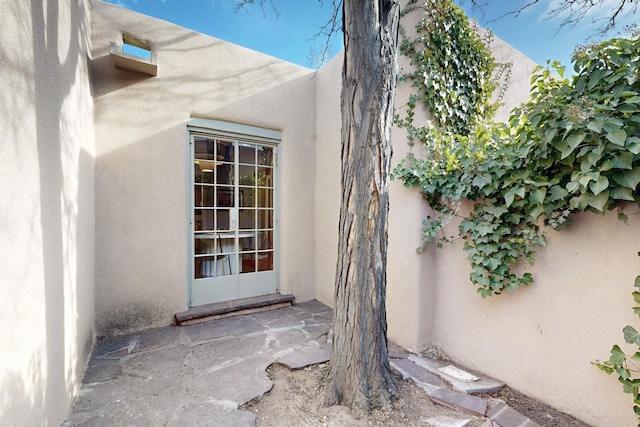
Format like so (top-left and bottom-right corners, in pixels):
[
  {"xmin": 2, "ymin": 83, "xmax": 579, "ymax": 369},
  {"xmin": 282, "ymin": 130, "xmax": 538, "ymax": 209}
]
[{"xmin": 186, "ymin": 118, "xmax": 281, "ymax": 307}]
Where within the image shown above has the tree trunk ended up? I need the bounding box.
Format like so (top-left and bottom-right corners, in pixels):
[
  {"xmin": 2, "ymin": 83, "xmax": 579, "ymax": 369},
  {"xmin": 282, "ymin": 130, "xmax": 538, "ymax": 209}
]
[{"xmin": 325, "ymin": 0, "xmax": 401, "ymax": 412}]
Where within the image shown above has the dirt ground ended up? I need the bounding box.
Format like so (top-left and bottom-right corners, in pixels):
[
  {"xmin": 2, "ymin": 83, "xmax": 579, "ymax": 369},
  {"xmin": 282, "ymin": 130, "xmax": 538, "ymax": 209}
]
[{"xmin": 242, "ymin": 362, "xmax": 590, "ymax": 427}]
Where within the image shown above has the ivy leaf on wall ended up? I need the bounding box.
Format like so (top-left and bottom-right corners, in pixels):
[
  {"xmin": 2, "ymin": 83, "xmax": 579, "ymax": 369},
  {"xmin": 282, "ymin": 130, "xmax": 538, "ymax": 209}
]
[
  {"xmin": 611, "ymin": 167, "xmax": 640, "ymax": 190},
  {"xmin": 606, "ymin": 129, "xmax": 628, "ymax": 146},
  {"xmin": 624, "ymin": 326, "xmax": 640, "ymax": 346},
  {"xmin": 589, "ymin": 175, "xmax": 610, "ymax": 195}
]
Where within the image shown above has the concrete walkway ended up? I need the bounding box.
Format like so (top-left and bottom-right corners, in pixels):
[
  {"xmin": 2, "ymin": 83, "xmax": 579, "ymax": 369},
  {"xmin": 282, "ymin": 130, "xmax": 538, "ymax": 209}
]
[{"xmin": 65, "ymin": 301, "xmax": 540, "ymax": 427}]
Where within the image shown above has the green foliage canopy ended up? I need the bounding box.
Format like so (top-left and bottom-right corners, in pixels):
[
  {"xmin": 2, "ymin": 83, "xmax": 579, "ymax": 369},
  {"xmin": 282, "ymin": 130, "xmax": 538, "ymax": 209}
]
[{"xmin": 395, "ymin": 4, "xmax": 640, "ymax": 297}]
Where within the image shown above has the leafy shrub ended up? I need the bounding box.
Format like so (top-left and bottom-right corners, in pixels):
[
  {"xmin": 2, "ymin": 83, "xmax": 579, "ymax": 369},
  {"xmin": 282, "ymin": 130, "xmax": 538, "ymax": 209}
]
[{"xmin": 395, "ymin": 28, "xmax": 640, "ymax": 296}]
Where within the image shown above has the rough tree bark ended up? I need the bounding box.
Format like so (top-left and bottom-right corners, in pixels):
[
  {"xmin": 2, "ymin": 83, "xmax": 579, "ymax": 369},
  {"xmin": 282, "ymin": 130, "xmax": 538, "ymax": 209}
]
[{"xmin": 324, "ymin": 0, "xmax": 401, "ymax": 412}]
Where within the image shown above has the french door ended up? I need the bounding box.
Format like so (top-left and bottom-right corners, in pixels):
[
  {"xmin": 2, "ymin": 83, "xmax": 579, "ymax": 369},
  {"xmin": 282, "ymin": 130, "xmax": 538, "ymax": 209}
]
[{"xmin": 189, "ymin": 130, "xmax": 278, "ymax": 306}]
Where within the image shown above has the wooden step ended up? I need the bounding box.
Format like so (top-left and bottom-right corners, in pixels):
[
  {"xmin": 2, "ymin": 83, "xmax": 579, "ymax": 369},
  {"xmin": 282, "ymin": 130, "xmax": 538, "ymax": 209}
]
[{"xmin": 175, "ymin": 294, "xmax": 295, "ymax": 325}]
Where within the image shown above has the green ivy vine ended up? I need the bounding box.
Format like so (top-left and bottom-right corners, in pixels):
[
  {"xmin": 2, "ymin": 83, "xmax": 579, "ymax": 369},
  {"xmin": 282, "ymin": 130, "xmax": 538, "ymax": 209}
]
[
  {"xmin": 399, "ymin": 0, "xmax": 507, "ymax": 135},
  {"xmin": 394, "ymin": 1, "xmax": 640, "ymax": 297}
]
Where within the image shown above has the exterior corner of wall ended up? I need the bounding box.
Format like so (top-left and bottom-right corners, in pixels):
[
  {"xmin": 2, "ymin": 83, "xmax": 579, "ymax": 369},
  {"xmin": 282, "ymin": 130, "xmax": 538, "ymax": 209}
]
[
  {"xmin": 312, "ymin": 52, "xmax": 343, "ymax": 307},
  {"xmin": 386, "ymin": 174, "xmax": 438, "ymax": 352}
]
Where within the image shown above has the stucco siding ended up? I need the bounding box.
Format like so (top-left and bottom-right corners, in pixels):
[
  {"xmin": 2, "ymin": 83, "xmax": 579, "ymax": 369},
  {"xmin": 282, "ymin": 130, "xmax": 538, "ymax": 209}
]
[
  {"xmin": 433, "ymin": 207, "xmax": 639, "ymax": 426},
  {"xmin": 90, "ymin": 2, "xmax": 317, "ymax": 336},
  {"xmin": 0, "ymin": 0, "xmax": 96, "ymax": 425},
  {"xmin": 313, "ymin": 53, "xmax": 342, "ymax": 308}
]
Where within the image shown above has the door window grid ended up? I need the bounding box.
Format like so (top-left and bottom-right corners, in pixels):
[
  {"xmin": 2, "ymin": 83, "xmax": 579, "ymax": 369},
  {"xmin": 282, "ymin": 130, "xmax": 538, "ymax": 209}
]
[
  {"xmin": 193, "ymin": 137, "xmax": 275, "ymax": 278},
  {"xmin": 237, "ymin": 143, "xmax": 274, "ymax": 274},
  {"xmin": 193, "ymin": 136, "xmax": 234, "ymax": 277}
]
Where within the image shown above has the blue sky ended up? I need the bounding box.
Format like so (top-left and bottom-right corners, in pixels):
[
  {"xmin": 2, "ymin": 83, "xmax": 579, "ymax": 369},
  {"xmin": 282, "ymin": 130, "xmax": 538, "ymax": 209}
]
[
  {"xmin": 458, "ymin": 1, "xmax": 637, "ymax": 69},
  {"xmin": 104, "ymin": 0, "xmax": 636, "ymax": 69}
]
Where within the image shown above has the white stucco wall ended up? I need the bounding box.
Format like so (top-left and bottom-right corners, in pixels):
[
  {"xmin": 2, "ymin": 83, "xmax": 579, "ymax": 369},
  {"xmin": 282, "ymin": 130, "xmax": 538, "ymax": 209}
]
[
  {"xmin": 90, "ymin": 2, "xmax": 317, "ymax": 336},
  {"xmin": 433, "ymin": 208, "xmax": 639, "ymax": 427},
  {"xmin": 314, "ymin": 53, "xmax": 342, "ymax": 307},
  {"xmin": 0, "ymin": 0, "xmax": 96, "ymax": 425}
]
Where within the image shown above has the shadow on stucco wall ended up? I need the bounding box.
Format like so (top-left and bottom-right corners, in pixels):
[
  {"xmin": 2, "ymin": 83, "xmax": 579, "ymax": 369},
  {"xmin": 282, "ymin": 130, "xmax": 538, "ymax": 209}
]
[
  {"xmin": 0, "ymin": 356, "xmax": 45, "ymax": 425},
  {"xmin": 14, "ymin": 0, "xmax": 93, "ymax": 424},
  {"xmin": 32, "ymin": 0, "xmax": 75, "ymax": 422}
]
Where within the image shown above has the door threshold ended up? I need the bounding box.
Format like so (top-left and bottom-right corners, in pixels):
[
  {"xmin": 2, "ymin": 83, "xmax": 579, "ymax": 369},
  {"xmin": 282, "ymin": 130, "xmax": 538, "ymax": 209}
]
[{"xmin": 175, "ymin": 294, "xmax": 295, "ymax": 326}]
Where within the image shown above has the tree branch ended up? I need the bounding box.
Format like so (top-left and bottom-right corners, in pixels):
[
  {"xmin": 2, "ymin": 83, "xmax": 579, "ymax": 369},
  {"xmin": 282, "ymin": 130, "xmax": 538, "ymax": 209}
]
[
  {"xmin": 234, "ymin": 0, "xmax": 279, "ymax": 18},
  {"xmin": 308, "ymin": 0, "xmax": 343, "ymax": 67},
  {"xmin": 458, "ymin": 0, "xmax": 639, "ymax": 36},
  {"xmin": 235, "ymin": 0, "xmax": 343, "ymax": 68}
]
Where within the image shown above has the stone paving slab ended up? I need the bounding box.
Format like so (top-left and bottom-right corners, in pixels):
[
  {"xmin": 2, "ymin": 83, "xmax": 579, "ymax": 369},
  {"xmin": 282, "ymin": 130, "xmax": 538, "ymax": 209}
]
[
  {"xmin": 135, "ymin": 325, "xmax": 182, "ymax": 351},
  {"xmin": 424, "ymin": 416, "xmax": 473, "ymax": 427},
  {"xmin": 390, "ymin": 357, "xmax": 444, "ymax": 394},
  {"xmin": 430, "ymin": 388, "xmax": 488, "ymax": 416},
  {"xmin": 66, "ymin": 300, "xmax": 545, "ymax": 426},
  {"xmin": 183, "ymin": 314, "xmax": 268, "ymax": 343},
  {"xmin": 189, "ymin": 334, "xmax": 266, "ymax": 370},
  {"xmin": 193, "ymin": 356, "xmax": 275, "ymax": 406},
  {"xmin": 90, "ymin": 334, "xmax": 137, "ymax": 358},
  {"xmin": 65, "ymin": 300, "xmax": 333, "ymax": 426},
  {"xmin": 389, "ymin": 341, "xmax": 409, "ymax": 360},
  {"xmin": 300, "ymin": 323, "xmax": 331, "ymax": 340},
  {"xmin": 164, "ymin": 401, "xmax": 257, "ymax": 427},
  {"xmin": 409, "ymin": 354, "xmax": 505, "ymax": 394},
  {"xmin": 393, "ymin": 353, "xmax": 541, "ymax": 425},
  {"xmin": 480, "ymin": 419, "xmax": 540, "ymax": 427},
  {"xmin": 486, "ymin": 399, "xmax": 541, "ymax": 427},
  {"xmin": 291, "ymin": 299, "xmax": 333, "ymax": 315},
  {"xmin": 277, "ymin": 342, "xmax": 331, "ymax": 369},
  {"xmin": 65, "ymin": 389, "xmax": 257, "ymax": 427},
  {"xmin": 81, "ymin": 358, "xmax": 122, "ymax": 384},
  {"xmin": 175, "ymin": 293, "xmax": 295, "ymax": 324}
]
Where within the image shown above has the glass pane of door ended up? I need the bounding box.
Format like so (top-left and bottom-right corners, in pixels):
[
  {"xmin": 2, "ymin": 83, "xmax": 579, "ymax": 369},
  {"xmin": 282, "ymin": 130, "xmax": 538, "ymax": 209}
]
[
  {"xmin": 238, "ymin": 143, "xmax": 274, "ymax": 275},
  {"xmin": 193, "ymin": 136, "xmax": 236, "ymax": 279},
  {"xmin": 191, "ymin": 134, "xmax": 277, "ymax": 306}
]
